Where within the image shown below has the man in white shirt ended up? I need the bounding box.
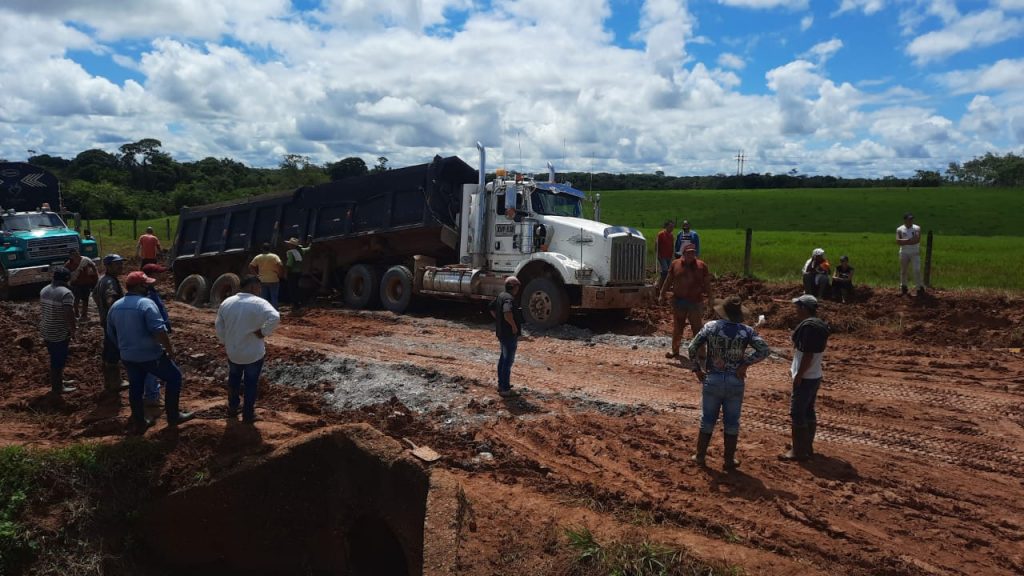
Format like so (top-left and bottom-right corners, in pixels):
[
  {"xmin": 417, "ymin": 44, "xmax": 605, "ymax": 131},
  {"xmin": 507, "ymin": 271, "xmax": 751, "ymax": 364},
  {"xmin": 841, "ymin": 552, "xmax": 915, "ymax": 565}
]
[
  {"xmin": 215, "ymin": 275, "xmax": 280, "ymax": 423},
  {"xmin": 896, "ymin": 212, "xmax": 923, "ymax": 297}
]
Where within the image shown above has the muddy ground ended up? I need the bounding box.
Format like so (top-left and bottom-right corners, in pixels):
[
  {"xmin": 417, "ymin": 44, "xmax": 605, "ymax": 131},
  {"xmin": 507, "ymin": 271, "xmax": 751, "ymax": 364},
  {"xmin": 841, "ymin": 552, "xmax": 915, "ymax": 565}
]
[{"xmin": 2, "ymin": 274, "xmax": 1023, "ymax": 575}]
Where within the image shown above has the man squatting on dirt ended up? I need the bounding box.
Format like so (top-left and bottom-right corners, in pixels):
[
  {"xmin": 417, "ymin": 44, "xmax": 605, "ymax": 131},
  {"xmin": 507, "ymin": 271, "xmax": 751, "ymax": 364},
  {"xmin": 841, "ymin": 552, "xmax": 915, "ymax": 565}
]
[
  {"xmin": 687, "ymin": 296, "xmax": 771, "ymax": 469},
  {"xmin": 779, "ymin": 295, "xmax": 830, "ymax": 461},
  {"xmin": 658, "ymin": 243, "xmax": 713, "ymax": 359},
  {"xmin": 491, "ymin": 276, "xmax": 524, "ymax": 398},
  {"xmin": 215, "ymin": 275, "xmax": 280, "ymax": 423}
]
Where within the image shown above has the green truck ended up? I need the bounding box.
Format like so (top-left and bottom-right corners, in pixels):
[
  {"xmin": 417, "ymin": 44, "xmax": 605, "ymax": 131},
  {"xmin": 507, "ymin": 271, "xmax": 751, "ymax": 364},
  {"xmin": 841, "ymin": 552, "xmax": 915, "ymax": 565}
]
[{"xmin": 0, "ymin": 163, "xmax": 98, "ymax": 298}]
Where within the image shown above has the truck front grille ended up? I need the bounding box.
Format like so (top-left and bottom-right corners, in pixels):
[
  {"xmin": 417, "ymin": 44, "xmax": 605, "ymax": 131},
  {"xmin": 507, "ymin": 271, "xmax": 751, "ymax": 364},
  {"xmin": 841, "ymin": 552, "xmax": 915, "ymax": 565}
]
[
  {"xmin": 609, "ymin": 236, "xmax": 646, "ymax": 285},
  {"xmin": 26, "ymin": 235, "xmax": 78, "ymax": 261}
]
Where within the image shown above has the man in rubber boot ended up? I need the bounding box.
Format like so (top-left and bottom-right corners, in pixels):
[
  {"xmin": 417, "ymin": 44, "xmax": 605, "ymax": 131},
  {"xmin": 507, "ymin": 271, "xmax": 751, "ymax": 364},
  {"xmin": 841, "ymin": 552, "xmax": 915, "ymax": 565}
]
[
  {"xmin": 39, "ymin": 267, "xmax": 77, "ymax": 396},
  {"xmin": 659, "ymin": 243, "xmax": 712, "ymax": 360},
  {"xmin": 92, "ymin": 254, "xmax": 129, "ymax": 395},
  {"xmin": 106, "ymin": 272, "xmax": 194, "ymax": 433},
  {"xmin": 216, "ymin": 275, "xmax": 280, "ymax": 424},
  {"xmin": 687, "ymin": 295, "xmax": 770, "ymax": 469},
  {"xmin": 780, "ymin": 295, "xmax": 830, "ymax": 462},
  {"xmin": 491, "ymin": 276, "xmax": 524, "ymax": 398},
  {"xmin": 141, "ymin": 263, "xmax": 172, "ymax": 409}
]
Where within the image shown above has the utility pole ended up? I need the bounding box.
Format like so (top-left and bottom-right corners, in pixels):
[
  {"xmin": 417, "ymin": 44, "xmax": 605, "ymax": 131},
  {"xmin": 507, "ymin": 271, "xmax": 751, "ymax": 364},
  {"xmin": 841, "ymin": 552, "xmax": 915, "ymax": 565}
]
[{"xmin": 735, "ymin": 150, "xmax": 746, "ymax": 176}]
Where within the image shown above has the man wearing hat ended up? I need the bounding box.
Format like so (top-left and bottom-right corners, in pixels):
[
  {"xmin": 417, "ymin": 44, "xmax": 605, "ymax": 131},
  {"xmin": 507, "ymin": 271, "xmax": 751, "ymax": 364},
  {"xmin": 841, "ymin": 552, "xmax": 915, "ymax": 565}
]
[
  {"xmin": 658, "ymin": 242, "xmax": 712, "ymax": 359},
  {"xmin": 801, "ymin": 248, "xmax": 830, "ymax": 298},
  {"xmin": 780, "ymin": 295, "xmax": 831, "ymax": 461},
  {"xmin": 92, "ymin": 254, "xmax": 129, "ymax": 394},
  {"xmin": 106, "ymin": 271, "xmax": 194, "ymax": 432},
  {"xmin": 284, "ymin": 236, "xmax": 311, "ymax": 311},
  {"xmin": 896, "ymin": 212, "xmax": 923, "ymax": 296},
  {"xmin": 39, "ymin": 267, "xmax": 77, "ymax": 395},
  {"xmin": 490, "ymin": 276, "xmax": 524, "ymax": 398},
  {"xmin": 687, "ymin": 295, "xmax": 771, "ymax": 469},
  {"xmin": 141, "ymin": 263, "xmax": 172, "ymax": 407}
]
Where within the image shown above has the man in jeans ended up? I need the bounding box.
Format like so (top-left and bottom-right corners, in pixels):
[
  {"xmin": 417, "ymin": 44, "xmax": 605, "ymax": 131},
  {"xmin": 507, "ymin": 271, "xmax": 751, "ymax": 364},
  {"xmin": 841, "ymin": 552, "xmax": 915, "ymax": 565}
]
[
  {"xmin": 93, "ymin": 254, "xmax": 128, "ymax": 395},
  {"xmin": 687, "ymin": 295, "xmax": 771, "ymax": 469},
  {"xmin": 106, "ymin": 271, "xmax": 194, "ymax": 432},
  {"xmin": 39, "ymin": 267, "xmax": 77, "ymax": 395},
  {"xmin": 779, "ymin": 295, "xmax": 830, "ymax": 461},
  {"xmin": 491, "ymin": 276, "xmax": 523, "ymax": 398},
  {"xmin": 215, "ymin": 275, "xmax": 280, "ymax": 423},
  {"xmin": 249, "ymin": 243, "xmax": 284, "ymax": 309}
]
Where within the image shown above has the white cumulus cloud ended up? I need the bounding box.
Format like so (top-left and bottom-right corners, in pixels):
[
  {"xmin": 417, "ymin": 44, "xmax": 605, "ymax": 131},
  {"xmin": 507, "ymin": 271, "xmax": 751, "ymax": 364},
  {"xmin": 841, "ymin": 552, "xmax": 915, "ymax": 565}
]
[{"xmin": 907, "ymin": 9, "xmax": 1024, "ymax": 63}]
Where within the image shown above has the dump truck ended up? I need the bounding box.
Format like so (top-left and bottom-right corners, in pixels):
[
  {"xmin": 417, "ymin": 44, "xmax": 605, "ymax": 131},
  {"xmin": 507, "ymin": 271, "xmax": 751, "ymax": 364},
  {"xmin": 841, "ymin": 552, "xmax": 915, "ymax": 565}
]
[
  {"xmin": 0, "ymin": 163, "xmax": 98, "ymax": 299},
  {"xmin": 170, "ymin": 145, "xmax": 652, "ymax": 328}
]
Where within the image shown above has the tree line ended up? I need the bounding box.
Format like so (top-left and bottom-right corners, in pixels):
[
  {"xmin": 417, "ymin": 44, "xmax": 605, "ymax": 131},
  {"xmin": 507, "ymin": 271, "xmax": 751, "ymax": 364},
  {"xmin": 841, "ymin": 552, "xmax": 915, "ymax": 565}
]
[{"xmin": 7, "ymin": 140, "xmax": 1022, "ymax": 219}]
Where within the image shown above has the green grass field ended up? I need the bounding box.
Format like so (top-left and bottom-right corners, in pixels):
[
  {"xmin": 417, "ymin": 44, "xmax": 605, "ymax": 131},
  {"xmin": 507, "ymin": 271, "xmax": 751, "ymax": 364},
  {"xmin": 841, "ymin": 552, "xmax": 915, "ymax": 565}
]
[{"xmin": 85, "ymin": 186, "xmax": 1022, "ymax": 291}]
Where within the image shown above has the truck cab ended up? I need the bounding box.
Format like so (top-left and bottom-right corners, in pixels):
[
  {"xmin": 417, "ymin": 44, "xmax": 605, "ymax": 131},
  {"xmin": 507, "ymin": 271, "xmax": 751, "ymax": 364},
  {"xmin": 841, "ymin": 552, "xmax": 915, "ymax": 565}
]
[{"xmin": 0, "ymin": 207, "xmax": 98, "ymax": 298}]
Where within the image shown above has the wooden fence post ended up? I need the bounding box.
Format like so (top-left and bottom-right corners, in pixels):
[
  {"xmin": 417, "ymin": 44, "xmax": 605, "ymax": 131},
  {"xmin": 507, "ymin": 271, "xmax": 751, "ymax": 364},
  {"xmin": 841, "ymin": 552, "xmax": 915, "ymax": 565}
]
[
  {"xmin": 132, "ymin": 219, "xmax": 138, "ymax": 240},
  {"xmin": 86, "ymin": 218, "xmax": 92, "ymax": 234},
  {"xmin": 166, "ymin": 218, "xmax": 171, "ymax": 240},
  {"xmin": 107, "ymin": 218, "xmax": 112, "ymax": 236},
  {"xmin": 924, "ymin": 230, "xmax": 933, "ymax": 288},
  {"xmin": 743, "ymin": 228, "xmax": 753, "ymax": 277}
]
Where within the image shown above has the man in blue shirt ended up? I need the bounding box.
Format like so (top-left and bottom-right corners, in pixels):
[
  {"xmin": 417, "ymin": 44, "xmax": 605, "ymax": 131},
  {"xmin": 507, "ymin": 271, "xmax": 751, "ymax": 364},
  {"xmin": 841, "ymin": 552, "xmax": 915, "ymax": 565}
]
[
  {"xmin": 106, "ymin": 271, "xmax": 194, "ymax": 432},
  {"xmin": 673, "ymin": 220, "xmax": 701, "ymax": 257}
]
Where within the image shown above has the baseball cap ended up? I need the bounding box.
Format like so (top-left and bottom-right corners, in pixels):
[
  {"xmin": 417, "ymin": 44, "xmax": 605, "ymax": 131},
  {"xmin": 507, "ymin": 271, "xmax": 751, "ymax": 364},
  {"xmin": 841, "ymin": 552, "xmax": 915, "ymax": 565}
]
[
  {"xmin": 792, "ymin": 294, "xmax": 818, "ymax": 309},
  {"xmin": 142, "ymin": 263, "xmax": 169, "ymax": 274},
  {"xmin": 903, "ymin": 212, "xmax": 914, "ymax": 219},
  {"xmin": 102, "ymin": 254, "xmax": 125, "ymax": 265},
  {"xmin": 683, "ymin": 243, "xmax": 697, "ymax": 253},
  {"xmin": 840, "ymin": 255, "xmax": 849, "ymax": 261},
  {"xmin": 124, "ymin": 271, "xmax": 157, "ymax": 287}
]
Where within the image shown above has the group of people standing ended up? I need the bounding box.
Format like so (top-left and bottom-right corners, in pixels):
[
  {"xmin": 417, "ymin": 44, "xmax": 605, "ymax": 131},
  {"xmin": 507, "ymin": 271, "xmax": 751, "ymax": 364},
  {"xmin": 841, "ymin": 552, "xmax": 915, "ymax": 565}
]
[{"xmin": 39, "ymin": 227, "xmax": 280, "ymax": 433}]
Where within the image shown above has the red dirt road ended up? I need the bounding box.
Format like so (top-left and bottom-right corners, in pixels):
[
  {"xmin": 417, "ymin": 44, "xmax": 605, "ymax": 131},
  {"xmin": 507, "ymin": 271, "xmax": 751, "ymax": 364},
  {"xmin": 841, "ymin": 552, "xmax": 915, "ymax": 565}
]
[{"xmin": 2, "ymin": 277, "xmax": 1023, "ymax": 575}]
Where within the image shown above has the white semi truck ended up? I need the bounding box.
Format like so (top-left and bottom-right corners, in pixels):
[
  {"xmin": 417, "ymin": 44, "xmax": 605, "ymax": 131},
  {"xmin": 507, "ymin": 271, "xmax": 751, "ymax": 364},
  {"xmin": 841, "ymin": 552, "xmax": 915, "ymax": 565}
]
[{"xmin": 171, "ymin": 144, "xmax": 653, "ymax": 328}]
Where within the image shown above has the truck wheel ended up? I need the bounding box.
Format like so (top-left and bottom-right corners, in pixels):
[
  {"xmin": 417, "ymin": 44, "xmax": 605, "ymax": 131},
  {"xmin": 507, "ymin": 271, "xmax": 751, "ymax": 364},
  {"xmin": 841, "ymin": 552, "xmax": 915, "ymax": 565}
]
[
  {"xmin": 176, "ymin": 274, "xmax": 209, "ymax": 307},
  {"xmin": 209, "ymin": 273, "xmax": 240, "ymax": 307},
  {"xmin": 343, "ymin": 264, "xmax": 380, "ymax": 309},
  {"xmin": 380, "ymin": 265, "xmax": 413, "ymax": 314},
  {"xmin": 522, "ymin": 277, "xmax": 570, "ymax": 329}
]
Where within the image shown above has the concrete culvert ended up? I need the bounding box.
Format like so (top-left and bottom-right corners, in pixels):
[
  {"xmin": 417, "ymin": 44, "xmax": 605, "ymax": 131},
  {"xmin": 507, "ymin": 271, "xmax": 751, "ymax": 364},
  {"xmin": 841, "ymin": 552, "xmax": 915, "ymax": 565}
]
[{"xmin": 139, "ymin": 424, "xmax": 452, "ymax": 576}]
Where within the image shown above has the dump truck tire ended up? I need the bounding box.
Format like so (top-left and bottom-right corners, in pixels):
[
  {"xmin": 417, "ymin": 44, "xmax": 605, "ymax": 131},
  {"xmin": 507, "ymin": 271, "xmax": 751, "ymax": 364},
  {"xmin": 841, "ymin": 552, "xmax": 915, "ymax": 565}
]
[
  {"xmin": 343, "ymin": 264, "xmax": 380, "ymax": 309},
  {"xmin": 522, "ymin": 277, "xmax": 569, "ymax": 329},
  {"xmin": 209, "ymin": 273, "xmax": 240, "ymax": 307},
  {"xmin": 380, "ymin": 265, "xmax": 413, "ymax": 314},
  {"xmin": 176, "ymin": 274, "xmax": 209, "ymax": 307}
]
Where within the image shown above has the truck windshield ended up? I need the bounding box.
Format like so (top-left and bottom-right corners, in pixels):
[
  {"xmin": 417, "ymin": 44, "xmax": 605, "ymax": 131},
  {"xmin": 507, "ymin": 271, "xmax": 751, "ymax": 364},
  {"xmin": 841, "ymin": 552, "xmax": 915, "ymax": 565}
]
[
  {"xmin": 0, "ymin": 213, "xmax": 66, "ymax": 232},
  {"xmin": 530, "ymin": 189, "xmax": 582, "ymax": 218}
]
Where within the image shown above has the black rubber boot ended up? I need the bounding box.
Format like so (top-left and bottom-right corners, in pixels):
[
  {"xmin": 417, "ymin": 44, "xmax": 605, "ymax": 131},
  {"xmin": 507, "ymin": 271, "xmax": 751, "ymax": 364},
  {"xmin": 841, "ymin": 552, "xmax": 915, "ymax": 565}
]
[
  {"xmin": 723, "ymin": 433, "xmax": 740, "ymax": 470},
  {"xmin": 778, "ymin": 426, "xmax": 809, "ymax": 461},
  {"xmin": 165, "ymin": 390, "xmax": 195, "ymax": 426},
  {"xmin": 691, "ymin": 432, "xmax": 713, "ymax": 466},
  {"xmin": 807, "ymin": 421, "xmax": 817, "ymax": 458},
  {"xmin": 103, "ymin": 363, "xmax": 127, "ymax": 393}
]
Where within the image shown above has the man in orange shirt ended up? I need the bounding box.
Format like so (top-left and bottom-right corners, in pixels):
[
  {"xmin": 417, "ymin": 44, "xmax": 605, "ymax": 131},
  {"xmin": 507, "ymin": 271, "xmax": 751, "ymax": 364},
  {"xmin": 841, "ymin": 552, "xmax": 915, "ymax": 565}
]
[
  {"xmin": 136, "ymin": 227, "xmax": 162, "ymax": 266},
  {"xmin": 655, "ymin": 220, "xmax": 675, "ymax": 292},
  {"xmin": 659, "ymin": 243, "xmax": 713, "ymax": 359}
]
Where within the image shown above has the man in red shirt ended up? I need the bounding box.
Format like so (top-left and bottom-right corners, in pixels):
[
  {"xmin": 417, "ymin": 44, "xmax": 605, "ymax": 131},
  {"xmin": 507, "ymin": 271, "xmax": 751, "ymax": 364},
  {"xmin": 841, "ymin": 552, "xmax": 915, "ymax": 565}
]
[
  {"xmin": 655, "ymin": 219, "xmax": 675, "ymax": 292},
  {"xmin": 658, "ymin": 243, "xmax": 713, "ymax": 359},
  {"xmin": 136, "ymin": 227, "xmax": 162, "ymax": 266}
]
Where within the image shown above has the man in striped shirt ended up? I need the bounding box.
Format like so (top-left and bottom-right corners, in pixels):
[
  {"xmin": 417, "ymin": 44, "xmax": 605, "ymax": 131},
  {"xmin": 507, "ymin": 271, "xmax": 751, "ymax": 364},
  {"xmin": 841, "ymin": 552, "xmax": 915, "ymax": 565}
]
[{"xmin": 39, "ymin": 267, "xmax": 77, "ymax": 395}]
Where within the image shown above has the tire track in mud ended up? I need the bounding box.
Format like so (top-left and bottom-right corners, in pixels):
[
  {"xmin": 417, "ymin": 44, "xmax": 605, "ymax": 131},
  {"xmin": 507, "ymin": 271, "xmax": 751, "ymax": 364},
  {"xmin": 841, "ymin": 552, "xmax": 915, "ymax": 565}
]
[{"xmin": 827, "ymin": 375, "xmax": 1023, "ymax": 417}]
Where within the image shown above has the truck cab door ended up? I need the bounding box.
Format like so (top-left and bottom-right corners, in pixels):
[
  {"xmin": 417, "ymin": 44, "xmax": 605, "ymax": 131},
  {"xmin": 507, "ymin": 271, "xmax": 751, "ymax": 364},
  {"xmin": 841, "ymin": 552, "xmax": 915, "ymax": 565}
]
[{"xmin": 489, "ymin": 185, "xmax": 523, "ymax": 272}]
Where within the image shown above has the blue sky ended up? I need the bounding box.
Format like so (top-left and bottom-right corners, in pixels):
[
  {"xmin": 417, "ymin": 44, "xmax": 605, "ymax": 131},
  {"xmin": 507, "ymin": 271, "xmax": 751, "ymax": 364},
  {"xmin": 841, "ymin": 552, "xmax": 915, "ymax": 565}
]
[{"xmin": 0, "ymin": 0, "xmax": 1022, "ymax": 177}]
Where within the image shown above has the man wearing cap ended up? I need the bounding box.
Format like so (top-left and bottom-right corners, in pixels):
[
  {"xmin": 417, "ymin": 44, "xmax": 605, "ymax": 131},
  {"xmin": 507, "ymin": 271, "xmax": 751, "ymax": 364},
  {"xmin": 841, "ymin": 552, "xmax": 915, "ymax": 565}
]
[
  {"xmin": 215, "ymin": 275, "xmax": 280, "ymax": 423},
  {"xmin": 284, "ymin": 236, "xmax": 311, "ymax": 311},
  {"xmin": 106, "ymin": 271, "xmax": 194, "ymax": 432},
  {"xmin": 39, "ymin": 267, "xmax": 77, "ymax": 395},
  {"xmin": 249, "ymin": 243, "xmax": 284, "ymax": 309},
  {"xmin": 801, "ymin": 248, "xmax": 831, "ymax": 298},
  {"xmin": 136, "ymin": 227, "xmax": 162, "ymax": 267},
  {"xmin": 687, "ymin": 295, "xmax": 771, "ymax": 470},
  {"xmin": 659, "ymin": 242, "xmax": 712, "ymax": 359},
  {"xmin": 673, "ymin": 219, "xmax": 701, "ymax": 257},
  {"xmin": 655, "ymin": 220, "xmax": 675, "ymax": 292},
  {"xmin": 832, "ymin": 256, "xmax": 855, "ymax": 303},
  {"xmin": 141, "ymin": 263, "xmax": 171, "ymax": 408},
  {"xmin": 780, "ymin": 295, "xmax": 831, "ymax": 461},
  {"xmin": 92, "ymin": 254, "xmax": 129, "ymax": 394},
  {"xmin": 896, "ymin": 213, "xmax": 923, "ymax": 297},
  {"xmin": 490, "ymin": 276, "xmax": 524, "ymax": 398},
  {"xmin": 65, "ymin": 247, "xmax": 98, "ymax": 321}
]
